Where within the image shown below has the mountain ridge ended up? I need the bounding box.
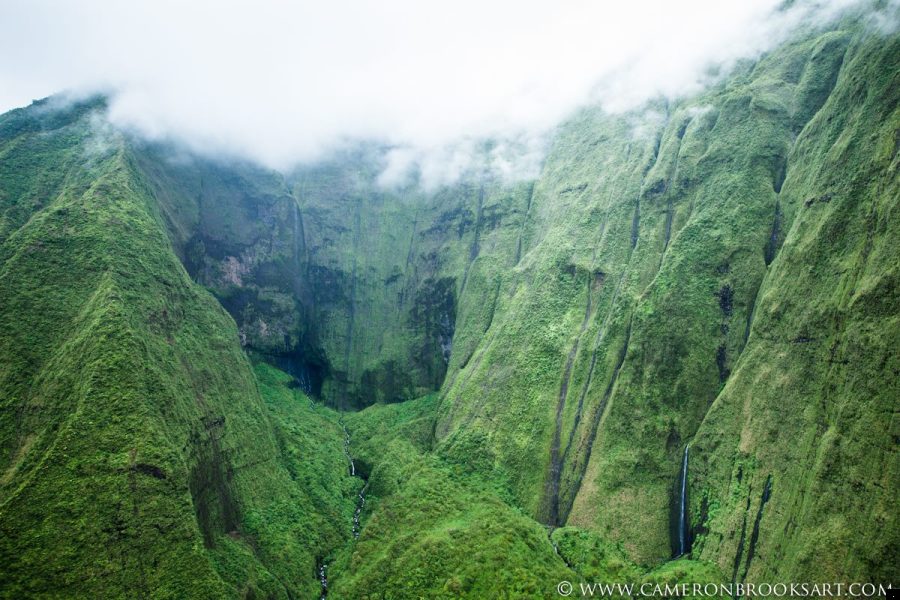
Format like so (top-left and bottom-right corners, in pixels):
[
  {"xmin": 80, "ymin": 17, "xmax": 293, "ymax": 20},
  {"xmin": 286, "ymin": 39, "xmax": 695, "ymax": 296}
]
[{"xmin": 0, "ymin": 15, "xmax": 897, "ymax": 598}]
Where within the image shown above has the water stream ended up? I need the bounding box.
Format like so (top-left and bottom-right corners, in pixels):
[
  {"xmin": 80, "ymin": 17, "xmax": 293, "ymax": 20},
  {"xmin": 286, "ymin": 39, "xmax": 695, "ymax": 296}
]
[
  {"xmin": 677, "ymin": 445, "xmax": 691, "ymax": 556},
  {"xmin": 341, "ymin": 417, "xmax": 356, "ymax": 477},
  {"xmin": 341, "ymin": 417, "xmax": 368, "ymax": 539},
  {"xmin": 318, "ymin": 562, "xmax": 328, "ymax": 599},
  {"xmin": 319, "ymin": 415, "xmax": 369, "ymax": 597},
  {"xmin": 352, "ymin": 481, "xmax": 369, "ymax": 539}
]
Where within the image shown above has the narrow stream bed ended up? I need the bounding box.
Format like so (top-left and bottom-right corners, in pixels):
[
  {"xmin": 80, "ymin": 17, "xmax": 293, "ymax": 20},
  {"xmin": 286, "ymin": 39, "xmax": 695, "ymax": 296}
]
[
  {"xmin": 319, "ymin": 415, "xmax": 368, "ymax": 599},
  {"xmin": 318, "ymin": 563, "xmax": 328, "ymax": 600}
]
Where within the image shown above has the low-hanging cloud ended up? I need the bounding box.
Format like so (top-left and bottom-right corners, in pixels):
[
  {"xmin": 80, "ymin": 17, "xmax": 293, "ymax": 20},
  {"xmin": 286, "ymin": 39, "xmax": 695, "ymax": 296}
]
[{"xmin": 0, "ymin": 0, "xmax": 895, "ymax": 188}]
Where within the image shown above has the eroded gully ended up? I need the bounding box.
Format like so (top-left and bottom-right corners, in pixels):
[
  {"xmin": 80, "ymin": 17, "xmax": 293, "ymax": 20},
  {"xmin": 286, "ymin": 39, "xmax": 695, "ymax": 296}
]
[{"xmin": 318, "ymin": 415, "xmax": 368, "ymax": 599}]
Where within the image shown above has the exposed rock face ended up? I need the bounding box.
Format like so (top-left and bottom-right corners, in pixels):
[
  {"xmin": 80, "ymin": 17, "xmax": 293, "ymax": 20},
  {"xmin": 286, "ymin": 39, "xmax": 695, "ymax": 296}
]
[{"xmin": 137, "ymin": 146, "xmax": 493, "ymax": 408}]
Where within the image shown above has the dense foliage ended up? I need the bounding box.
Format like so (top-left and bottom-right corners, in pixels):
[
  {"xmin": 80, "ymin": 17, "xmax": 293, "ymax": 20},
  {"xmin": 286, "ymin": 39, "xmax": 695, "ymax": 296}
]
[{"xmin": 0, "ymin": 16, "xmax": 896, "ymax": 599}]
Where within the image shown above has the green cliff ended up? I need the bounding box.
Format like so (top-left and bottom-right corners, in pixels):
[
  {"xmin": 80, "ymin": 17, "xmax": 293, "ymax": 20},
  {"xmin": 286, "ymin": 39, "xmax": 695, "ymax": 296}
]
[{"xmin": 0, "ymin": 15, "xmax": 896, "ymax": 599}]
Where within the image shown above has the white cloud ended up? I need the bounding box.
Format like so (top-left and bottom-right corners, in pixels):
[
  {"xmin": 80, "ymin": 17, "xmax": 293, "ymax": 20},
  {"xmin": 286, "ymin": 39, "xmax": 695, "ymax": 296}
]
[{"xmin": 0, "ymin": 0, "xmax": 894, "ymax": 187}]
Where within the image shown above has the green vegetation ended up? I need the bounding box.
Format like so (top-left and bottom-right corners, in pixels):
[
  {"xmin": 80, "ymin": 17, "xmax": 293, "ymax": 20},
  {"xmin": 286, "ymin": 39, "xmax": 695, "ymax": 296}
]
[
  {"xmin": 326, "ymin": 397, "xmax": 572, "ymax": 598},
  {"xmin": 435, "ymin": 22, "xmax": 899, "ymax": 575},
  {"xmin": 0, "ymin": 14, "xmax": 897, "ymax": 599},
  {"xmin": 690, "ymin": 28, "xmax": 900, "ymax": 584},
  {"xmin": 0, "ymin": 106, "xmax": 357, "ymax": 597},
  {"xmin": 327, "ymin": 398, "xmax": 730, "ymax": 599}
]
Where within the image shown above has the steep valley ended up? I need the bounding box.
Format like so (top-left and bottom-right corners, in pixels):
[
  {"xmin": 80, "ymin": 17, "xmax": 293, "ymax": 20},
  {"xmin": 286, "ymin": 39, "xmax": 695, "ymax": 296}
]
[{"xmin": 0, "ymin": 16, "xmax": 897, "ymax": 599}]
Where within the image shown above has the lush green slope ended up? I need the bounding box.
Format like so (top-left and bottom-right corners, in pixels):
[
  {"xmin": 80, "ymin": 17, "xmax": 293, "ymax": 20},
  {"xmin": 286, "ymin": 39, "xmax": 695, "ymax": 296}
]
[
  {"xmin": 332, "ymin": 396, "xmax": 575, "ymax": 598},
  {"xmin": 0, "ymin": 11, "xmax": 896, "ymax": 600},
  {"xmin": 326, "ymin": 395, "xmax": 727, "ymax": 599},
  {"xmin": 690, "ymin": 29, "xmax": 900, "ymax": 583},
  {"xmin": 435, "ymin": 21, "xmax": 899, "ymax": 576},
  {"xmin": 0, "ymin": 102, "xmax": 358, "ymax": 598},
  {"xmin": 135, "ymin": 21, "xmax": 897, "ymax": 579}
]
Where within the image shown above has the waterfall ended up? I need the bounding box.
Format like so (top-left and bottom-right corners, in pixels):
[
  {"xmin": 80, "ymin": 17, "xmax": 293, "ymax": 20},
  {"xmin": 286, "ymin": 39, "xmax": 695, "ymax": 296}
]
[
  {"xmin": 439, "ymin": 312, "xmax": 453, "ymax": 364},
  {"xmin": 318, "ymin": 562, "xmax": 328, "ymax": 599},
  {"xmin": 339, "ymin": 417, "xmax": 355, "ymax": 477},
  {"xmin": 345, "ymin": 434, "xmax": 355, "ymax": 476},
  {"xmin": 317, "ymin": 416, "xmax": 367, "ymax": 595},
  {"xmin": 678, "ymin": 445, "xmax": 691, "ymax": 556},
  {"xmin": 339, "ymin": 416, "xmax": 367, "ymax": 539},
  {"xmin": 297, "ymin": 367, "xmax": 312, "ymax": 396},
  {"xmin": 353, "ymin": 482, "xmax": 369, "ymax": 538}
]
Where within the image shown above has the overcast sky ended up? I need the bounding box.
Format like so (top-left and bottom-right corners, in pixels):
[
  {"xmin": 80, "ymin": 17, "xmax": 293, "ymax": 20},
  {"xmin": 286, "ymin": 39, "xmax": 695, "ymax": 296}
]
[{"xmin": 0, "ymin": 0, "xmax": 893, "ymax": 185}]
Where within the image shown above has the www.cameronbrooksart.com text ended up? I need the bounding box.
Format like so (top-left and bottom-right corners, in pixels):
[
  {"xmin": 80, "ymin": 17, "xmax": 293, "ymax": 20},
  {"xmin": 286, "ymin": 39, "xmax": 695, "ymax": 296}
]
[{"xmin": 555, "ymin": 581, "xmax": 895, "ymax": 598}]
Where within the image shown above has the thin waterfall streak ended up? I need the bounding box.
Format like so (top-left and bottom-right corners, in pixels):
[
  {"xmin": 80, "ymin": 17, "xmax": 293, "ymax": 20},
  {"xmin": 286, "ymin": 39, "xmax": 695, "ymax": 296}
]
[
  {"xmin": 319, "ymin": 562, "xmax": 328, "ymax": 599},
  {"xmin": 339, "ymin": 416, "xmax": 368, "ymax": 539},
  {"xmin": 353, "ymin": 482, "xmax": 369, "ymax": 539},
  {"xmin": 340, "ymin": 416, "xmax": 356, "ymax": 477},
  {"xmin": 678, "ymin": 445, "xmax": 690, "ymax": 556}
]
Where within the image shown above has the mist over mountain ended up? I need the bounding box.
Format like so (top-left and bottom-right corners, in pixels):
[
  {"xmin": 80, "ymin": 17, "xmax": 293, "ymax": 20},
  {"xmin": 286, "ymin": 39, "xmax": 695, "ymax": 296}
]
[
  {"xmin": 0, "ymin": 2, "xmax": 898, "ymax": 599},
  {"xmin": 2, "ymin": 0, "xmax": 896, "ymax": 187}
]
